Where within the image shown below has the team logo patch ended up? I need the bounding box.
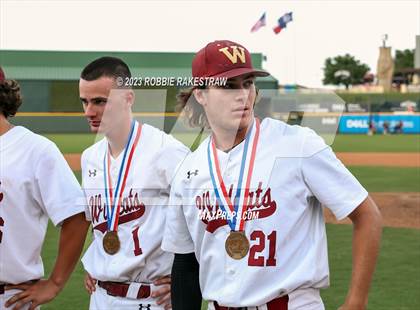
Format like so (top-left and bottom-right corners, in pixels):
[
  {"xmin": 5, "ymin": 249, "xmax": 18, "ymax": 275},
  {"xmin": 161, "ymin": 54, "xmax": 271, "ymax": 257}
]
[
  {"xmin": 187, "ymin": 169, "xmax": 199, "ymax": 179},
  {"xmin": 218, "ymin": 45, "xmax": 246, "ymax": 64},
  {"xmin": 88, "ymin": 169, "xmax": 97, "ymax": 177}
]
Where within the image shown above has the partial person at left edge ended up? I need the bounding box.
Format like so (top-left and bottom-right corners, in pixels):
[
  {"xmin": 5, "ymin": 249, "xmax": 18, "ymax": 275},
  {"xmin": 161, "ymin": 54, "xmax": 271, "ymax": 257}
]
[{"xmin": 0, "ymin": 66, "xmax": 90, "ymax": 310}]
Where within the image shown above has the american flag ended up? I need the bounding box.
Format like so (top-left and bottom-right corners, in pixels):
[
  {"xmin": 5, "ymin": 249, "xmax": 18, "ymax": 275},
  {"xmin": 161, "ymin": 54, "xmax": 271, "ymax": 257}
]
[{"xmin": 250, "ymin": 12, "xmax": 266, "ymax": 33}]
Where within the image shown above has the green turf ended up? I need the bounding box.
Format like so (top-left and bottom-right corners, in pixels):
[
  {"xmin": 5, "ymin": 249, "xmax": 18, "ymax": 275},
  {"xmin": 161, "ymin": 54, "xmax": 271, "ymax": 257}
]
[
  {"xmin": 330, "ymin": 134, "xmax": 420, "ymax": 153},
  {"xmin": 322, "ymin": 225, "xmax": 420, "ymax": 309},
  {"xmin": 41, "ymin": 225, "xmax": 92, "ymax": 310},
  {"xmin": 44, "ymin": 133, "xmax": 420, "ymax": 154},
  {"xmin": 43, "ymin": 133, "xmax": 98, "ymax": 153},
  {"xmin": 348, "ymin": 166, "xmax": 420, "ymax": 192},
  {"xmin": 74, "ymin": 171, "xmax": 81, "ymax": 183},
  {"xmin": 37, "ymin": 224, "xmax": 420, "ymax": 310}
]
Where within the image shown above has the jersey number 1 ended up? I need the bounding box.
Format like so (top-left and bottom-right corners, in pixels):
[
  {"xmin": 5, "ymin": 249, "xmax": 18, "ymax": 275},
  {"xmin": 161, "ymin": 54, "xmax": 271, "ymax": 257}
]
[
  {"xmin": 248, "ymin": 230, "xmax": 277, "ymax": 267},
  {"xmin": 132, "ymin": 227, "xmax": 143, "ymax": 256}
]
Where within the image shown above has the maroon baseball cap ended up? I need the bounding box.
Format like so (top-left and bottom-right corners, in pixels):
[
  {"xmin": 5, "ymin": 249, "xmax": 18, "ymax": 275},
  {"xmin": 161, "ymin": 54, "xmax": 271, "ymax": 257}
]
[
  {"xmin": 0, "ymin": 66, "xmax": 5, "ymax": 82},
  {"xmin": 192, "ymin": 40, "xmax": 269, "ymax": 79}
]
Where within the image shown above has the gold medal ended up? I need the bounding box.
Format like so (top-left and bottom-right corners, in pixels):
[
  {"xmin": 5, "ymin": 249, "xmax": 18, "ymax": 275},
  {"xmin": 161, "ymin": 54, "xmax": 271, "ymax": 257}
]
[
  {"xmin": 103, "ymin": 231, "xmax": 120, "ymax": 255},
  {"xmin": 209, "ymin": 119, "xmax": 260, "ymax": 260},
  {"xmin": 225, "ymin": 231, "xmax": 249, "ymax": 260}
]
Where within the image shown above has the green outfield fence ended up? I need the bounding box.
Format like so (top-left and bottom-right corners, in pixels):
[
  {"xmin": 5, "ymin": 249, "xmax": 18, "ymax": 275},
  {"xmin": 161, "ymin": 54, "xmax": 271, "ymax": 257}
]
[
  {"xmin": 10, "ymin": 112, "xmax": 420, "ymax": 134},
  {"xmin": 11, "ymin": 111, "xmax": 325, "ymax": 134},
  {"xmin": 11, "ymin": 112, "xmax": 179, "ymax": 133}
]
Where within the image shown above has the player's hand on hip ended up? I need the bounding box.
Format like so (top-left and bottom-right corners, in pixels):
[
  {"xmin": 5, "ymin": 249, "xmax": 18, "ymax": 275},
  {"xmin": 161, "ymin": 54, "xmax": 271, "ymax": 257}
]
[
  {"xmin": 4, "ymin": 279, "xmax": 61, "ymax": 310},
  {"xmin": 152, "ymin": 275, "xmax": 172, "ymax": 310},
  {"xmin": 84, "ymin": 272, "xmax": 97, "ymax": 294}
]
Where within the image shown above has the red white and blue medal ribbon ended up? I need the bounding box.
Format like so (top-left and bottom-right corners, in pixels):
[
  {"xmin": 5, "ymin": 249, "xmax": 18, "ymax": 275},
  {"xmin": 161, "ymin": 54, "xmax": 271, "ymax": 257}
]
[
  {"xmin": 207, "ymin": 118, "xmax": 260, "ymax": 231},
  {"xmin": 103, "ymin": 120, "xmax": 142, "ymax": 232}
]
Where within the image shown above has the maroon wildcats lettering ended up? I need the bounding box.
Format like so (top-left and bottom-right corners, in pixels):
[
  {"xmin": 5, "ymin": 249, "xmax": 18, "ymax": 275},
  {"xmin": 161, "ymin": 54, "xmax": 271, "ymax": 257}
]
[
  {"xmin": 195, "ymin": 181, "xmax": 277, "ymax": 233},
  {"xmin": 89, "ymin": 188, "xmax": 146, "ymax": 233}
]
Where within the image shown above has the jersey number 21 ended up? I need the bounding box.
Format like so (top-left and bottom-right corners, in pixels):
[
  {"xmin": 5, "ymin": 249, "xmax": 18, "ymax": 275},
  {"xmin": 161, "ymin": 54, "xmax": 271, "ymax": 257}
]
[{"xmin": 248, "ymin": 230, "xmax": 277, "ymax": 267}]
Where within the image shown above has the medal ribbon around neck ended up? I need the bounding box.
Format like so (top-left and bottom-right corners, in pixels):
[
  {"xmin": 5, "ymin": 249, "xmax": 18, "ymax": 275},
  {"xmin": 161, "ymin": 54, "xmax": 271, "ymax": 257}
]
[
  {"xmin": 207, "ymin": 118, "xmax": 260, "ymax": 231},
  {"xmin": 103, "ymin": 120, "xmax": 142, "ymax": 232}
]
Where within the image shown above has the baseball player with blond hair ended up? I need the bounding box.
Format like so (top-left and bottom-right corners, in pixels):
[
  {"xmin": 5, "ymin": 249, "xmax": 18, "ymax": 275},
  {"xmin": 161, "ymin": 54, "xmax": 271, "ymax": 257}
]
[
  {"xmin": 0, "ymin": 67, "xmax": 89, "ymax": 310},
  {"xmin": 162, "ymin": 40, "xmax": 382, "ymax": 310},
  {"xmin": 79, "ymin": 56, "xmax": 189, "ymax": 310}
]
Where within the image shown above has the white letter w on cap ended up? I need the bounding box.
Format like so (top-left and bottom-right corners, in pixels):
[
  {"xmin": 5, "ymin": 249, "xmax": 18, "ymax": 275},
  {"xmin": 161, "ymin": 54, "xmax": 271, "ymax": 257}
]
[{"xmin": 218, "ymin": 46, "xmax": 246, "ymax": 64}]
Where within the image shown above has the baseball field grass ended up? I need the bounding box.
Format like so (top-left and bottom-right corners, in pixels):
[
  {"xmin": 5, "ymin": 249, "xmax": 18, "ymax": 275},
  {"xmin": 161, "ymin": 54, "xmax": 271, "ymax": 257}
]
[
  {"xmin": 328, "ymin": 134, "xmax": 420, "ymax": 153},
  {"xmin": 348, "ymin": 166, "xmax": 419, "ymax": 192},
  {"xmin": 35, "ymin": 133, "xmax": 419, "ymax": 309},
  {"xmin": 322, "ymin": 225, "xmax": 420, "ymax": 309},
  {"xmin": 44, "ymin": 133, "xmax": 420, "ymax": 153}
]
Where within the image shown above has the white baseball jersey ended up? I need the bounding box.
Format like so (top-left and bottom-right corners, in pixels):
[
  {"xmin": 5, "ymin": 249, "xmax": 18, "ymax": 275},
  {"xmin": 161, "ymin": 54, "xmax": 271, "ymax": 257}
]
[
  {"xmin": 81, "ymin": 123, "xmax": 189, "ymax": 283},
  {"xmin": 162, "ymin": 117, "xmax": 368, "ymax": 308},
  {"xmin": 0, "ymin": 126, "xmax": 84, "ymax": 284}
]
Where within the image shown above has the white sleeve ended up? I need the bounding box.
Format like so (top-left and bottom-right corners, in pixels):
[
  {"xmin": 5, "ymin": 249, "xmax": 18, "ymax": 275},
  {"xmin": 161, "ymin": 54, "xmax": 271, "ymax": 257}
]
[
  {"xmin": 301, "ymin": 130, "xmax": 368, "ymax": 220},
  {"xmin": 35, "ymin": 142, "xmax": 85, "ymax": 226},
  {"xmin": 162, "ymin": 179, "xmax": 195, "ymax": 254},
  {"xmin": 80, "ymin": 151, "xmax": 92, "ymax": 222},
  {"xmin": 157, "ymin": 134, "xmax": 190, "ymax": 190}
]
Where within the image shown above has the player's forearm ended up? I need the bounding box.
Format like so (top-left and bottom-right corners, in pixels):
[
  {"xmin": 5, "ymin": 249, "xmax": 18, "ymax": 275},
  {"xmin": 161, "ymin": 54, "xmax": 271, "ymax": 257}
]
[
  {"xmin": 48, "ymin": 213, "xmax": 90, "ymax": 290},
  {"xmin": 345, "ymin": 197, "xmax": 382, "ymax": 308}
]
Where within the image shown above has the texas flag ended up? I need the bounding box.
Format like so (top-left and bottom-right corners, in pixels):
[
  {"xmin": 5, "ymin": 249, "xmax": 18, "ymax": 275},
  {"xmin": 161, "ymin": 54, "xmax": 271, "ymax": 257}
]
[
  {"xmin": 273, "ymin": 12, "xmax": 293, "ymax": 34},
  {"xmin": 250, "ymin": 12, "xmax": 266, "ymax": 33}
]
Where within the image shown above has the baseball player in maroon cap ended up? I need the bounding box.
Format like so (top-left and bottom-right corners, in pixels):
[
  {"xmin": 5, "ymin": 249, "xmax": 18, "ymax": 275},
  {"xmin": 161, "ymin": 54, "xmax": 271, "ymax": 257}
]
[
  {"xmin": 0, "ymin": 69, "xmax": 89, "ymax": 310},
  {"xmin": 162, "ymin": 40, "xmax": 382, "ymax": 310}
]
